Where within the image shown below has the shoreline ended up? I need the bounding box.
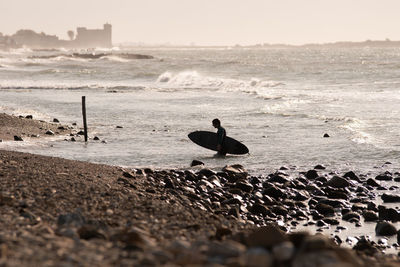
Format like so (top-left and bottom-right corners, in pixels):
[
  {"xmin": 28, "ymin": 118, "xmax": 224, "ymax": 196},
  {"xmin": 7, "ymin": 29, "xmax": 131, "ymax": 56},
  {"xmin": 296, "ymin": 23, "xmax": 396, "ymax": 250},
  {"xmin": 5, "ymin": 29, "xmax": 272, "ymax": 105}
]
[{"xmin": 1, "ymin": 113, "xmax": 400, "ymax": 265}]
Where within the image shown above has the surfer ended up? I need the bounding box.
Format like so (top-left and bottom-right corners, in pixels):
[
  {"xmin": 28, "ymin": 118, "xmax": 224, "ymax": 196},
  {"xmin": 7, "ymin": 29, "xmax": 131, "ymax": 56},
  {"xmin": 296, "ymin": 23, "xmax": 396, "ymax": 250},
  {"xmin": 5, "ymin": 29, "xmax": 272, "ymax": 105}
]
[{"xmin": 212, "ymin": 118, "xmax": 227, "ymax": 156}]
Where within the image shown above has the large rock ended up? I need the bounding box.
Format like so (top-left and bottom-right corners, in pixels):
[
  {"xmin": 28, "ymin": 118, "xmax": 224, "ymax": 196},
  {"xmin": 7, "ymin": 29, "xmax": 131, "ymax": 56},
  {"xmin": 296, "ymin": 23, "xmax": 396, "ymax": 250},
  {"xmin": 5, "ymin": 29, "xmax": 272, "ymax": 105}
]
[
  {"xmin": 381, "ymin": 193, "xmax": 400, "ymax": 203},
  {"xmin": 305, "ymin": 170, "xmax": 319, "ymax": 180},
  {"xmin": 363, "ymin": 210, "xmax": 378, "ymax": 222},
  {"xmin": 57, "ymin": 212, "xmax": 86, "ymax": 228},
  {"xmin": 263, "ymin": 185, "xmax": 286, "ymax": 199},
  {"xmin": 378, "ymin": 205, "xmax": 400, "ymax": 222},
  {"xmin": 242, "ymin": 247, "xmax": 272, "ymax": 267},
  {"xmin": 375, "ymin": 221, "xmax": 397, "ymax": 236},
  {"xmin": 245, "ymin": 225, "xmax": 288, "ymax": 249},
  {"xmin": 249, "ymin": 203, "xmax": 271, "ymax": 216},
  {"xmin": 190, "ymin": 160, "xmax": 204, "ymax": 167},
  {"xmin": 342, "ymin": 212, "xmax": 360, "ymax": 222},
  {"xmin": 315, "ymin": 203, "xmax": 335, "ymax": 216},
  {"xmin": 325, "ymin": 176, "xmax": 351, "ymax": 188}
]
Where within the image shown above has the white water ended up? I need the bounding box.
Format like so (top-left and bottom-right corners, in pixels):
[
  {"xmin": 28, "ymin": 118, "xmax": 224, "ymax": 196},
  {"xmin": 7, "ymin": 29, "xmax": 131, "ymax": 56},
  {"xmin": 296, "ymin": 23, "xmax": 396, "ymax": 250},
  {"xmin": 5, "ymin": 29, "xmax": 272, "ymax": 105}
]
[{"xmin": 0, "ymin": 47, "xmax": 400, "ymax": 175}]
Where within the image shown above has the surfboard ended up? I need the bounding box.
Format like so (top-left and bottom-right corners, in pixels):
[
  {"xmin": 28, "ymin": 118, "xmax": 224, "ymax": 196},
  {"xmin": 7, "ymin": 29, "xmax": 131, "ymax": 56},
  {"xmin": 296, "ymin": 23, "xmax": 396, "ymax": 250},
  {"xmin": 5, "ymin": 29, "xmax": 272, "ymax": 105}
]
[{"xmin": 188, "ymin": 131, "xmax": 249, "ymax": 155}]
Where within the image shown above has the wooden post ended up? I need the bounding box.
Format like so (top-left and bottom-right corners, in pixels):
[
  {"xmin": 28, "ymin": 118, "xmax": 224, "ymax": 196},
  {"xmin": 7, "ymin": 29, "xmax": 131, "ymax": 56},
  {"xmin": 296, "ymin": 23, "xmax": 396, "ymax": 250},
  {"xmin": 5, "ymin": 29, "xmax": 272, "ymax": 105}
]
[{"xmin": 82, "ymin": 96, "xmax": 88, "ymax": 142}]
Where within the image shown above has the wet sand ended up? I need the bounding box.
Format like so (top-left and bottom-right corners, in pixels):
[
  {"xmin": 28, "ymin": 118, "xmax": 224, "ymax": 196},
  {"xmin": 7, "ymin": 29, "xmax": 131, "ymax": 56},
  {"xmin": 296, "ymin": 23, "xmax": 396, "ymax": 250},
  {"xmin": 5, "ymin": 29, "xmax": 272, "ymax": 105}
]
[{"xmin": 0, "ymin": 112, "xmax": 400, "ymax": 266}]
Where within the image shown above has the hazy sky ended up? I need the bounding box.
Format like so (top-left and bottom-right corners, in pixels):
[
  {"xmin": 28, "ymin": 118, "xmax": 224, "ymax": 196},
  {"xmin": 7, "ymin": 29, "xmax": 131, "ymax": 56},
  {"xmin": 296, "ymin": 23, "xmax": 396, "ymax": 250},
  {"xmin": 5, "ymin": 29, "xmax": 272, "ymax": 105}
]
[{"xmin": 1, "ymin": 0, "xmax": 400, "ymax": 45}]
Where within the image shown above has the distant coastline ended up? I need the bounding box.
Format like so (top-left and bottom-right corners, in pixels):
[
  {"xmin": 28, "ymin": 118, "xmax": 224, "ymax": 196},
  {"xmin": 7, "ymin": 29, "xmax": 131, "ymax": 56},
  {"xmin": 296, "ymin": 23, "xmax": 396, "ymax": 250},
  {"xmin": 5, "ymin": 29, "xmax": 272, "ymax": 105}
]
[
  {"xmin": 119, "ymin": 39, "xmax": 400, "ymax": 49},
  {"xmin": 0, "ymin": 23, "xmax": 112, "ymax": 50}
]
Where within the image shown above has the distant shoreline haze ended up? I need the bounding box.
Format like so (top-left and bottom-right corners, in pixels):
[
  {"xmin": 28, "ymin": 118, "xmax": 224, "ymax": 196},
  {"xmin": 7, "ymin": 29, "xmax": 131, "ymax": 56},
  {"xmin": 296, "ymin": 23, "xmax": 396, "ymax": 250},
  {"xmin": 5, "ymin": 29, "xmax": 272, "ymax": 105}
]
[
  {"xmin": 0, "ymin": 24, "xmax": 112, "ymax": 50},
  {"xmin": 1, "ymin": 25, "xmax": 400, "ymax": 49}
]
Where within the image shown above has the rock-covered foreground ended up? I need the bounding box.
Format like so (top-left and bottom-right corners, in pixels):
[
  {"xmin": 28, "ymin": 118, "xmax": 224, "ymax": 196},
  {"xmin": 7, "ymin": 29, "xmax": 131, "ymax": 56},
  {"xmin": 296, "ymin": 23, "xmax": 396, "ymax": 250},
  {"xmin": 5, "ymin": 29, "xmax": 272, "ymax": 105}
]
[{"xmin": 1, "ymin": 150, "xmax": 400, "ymax": 266}]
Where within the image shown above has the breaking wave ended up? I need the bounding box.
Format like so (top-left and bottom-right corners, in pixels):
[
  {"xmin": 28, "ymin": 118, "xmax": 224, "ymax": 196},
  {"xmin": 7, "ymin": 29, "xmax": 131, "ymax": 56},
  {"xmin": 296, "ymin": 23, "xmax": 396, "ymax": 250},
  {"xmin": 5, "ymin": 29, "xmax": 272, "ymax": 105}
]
[{"xmin": 156, "ymin": 70, "xmax": 284, "ymax": 93}]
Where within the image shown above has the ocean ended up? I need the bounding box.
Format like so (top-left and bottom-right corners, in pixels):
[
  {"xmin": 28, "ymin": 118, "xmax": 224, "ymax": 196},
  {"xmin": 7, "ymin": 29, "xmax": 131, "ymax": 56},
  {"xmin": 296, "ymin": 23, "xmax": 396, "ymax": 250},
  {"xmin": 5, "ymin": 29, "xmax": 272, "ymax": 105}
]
[{"xmin": 1, "ymin": 46, "xmax": 400, "ymax": 175}]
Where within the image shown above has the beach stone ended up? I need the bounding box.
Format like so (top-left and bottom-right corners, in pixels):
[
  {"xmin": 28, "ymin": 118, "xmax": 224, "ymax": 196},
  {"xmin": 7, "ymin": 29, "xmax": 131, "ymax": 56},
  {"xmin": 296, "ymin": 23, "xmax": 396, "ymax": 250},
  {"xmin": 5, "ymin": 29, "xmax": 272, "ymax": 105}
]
[
  {"xmin": 57, "ymin": 212, "xmax": 86, "ymax": 228},
  {"xmin": 325, "ymin": 176, "xmax": 351, "ymax": 188},
  {"xmin": 77, "ymin": 130, "xmax": 85, "ymax": 135},
  {"xmin": 381, "ymin": 193, "xmax": 400, "ymax": 203},
  {"xmin": 378, "ymin": 206, "xmax": 400, "ymax": 222},
  {"xmin": 263, "ymin": 185, "xmax": 285, "ymax": 199},
  {"xmin": 314, "ymin": 164, "xmax": 326, "ymax": 170},
  {"xmin": 242, "ymin": 247, "xmax": 272, "ymax": 267},
  {"xmin": 292, "ymin": 191, "xmax": 309, "ymax": 201},
  {"xmin": 190, "ymin": 160, "xmax": 204, "ymax": 167},
  {"xmin": 397, "ymin": 230, "xmax": 400, "ymax": 244},
  {"xmin": 363, "ymin": 210, "xmax": 378, "ymax": 222},
  {"xmin": 301, "ymin": 234, "xmax": 334, "ymax": 251},
  {"xmin": 271, "ymin": 205, "xmax": 289, "ymax": 217},
  {"xmin": 206, "ymin": 240, "xmax": 246, "ymax": 259},
  {"xmin": 78, "ymin": 225, "xmax": 106, "ymax": 240},
  {"xmin": 215, "ymin": 226, "xmax": 232, "ymax": 240},
  {"xmin": 272, "ymin": 241, "xmax": 295, "ymax": 262},
  {"xmin": 342, "ymin": 212, "xmax": 360, "ymax": 222},
  {"xmin": 249, "ymin": 203, "xmax": 271, "ymax": 216},
  {"xmin": 56, "ymin": 227, "xmax": 79, "ymax": 239},
  {"xmin": 53, "ymin": 118, "xmax": 60, "ymax": 123},
  {"xmin": 122, "ymin": 171, "xmax": 135, "ymax": 179},
  {"xmin": 353, "ymin": 237, "xmax": 379, "ymax": 256},
  {"xmin": 25, "ymin": 115, "xmax": 33, "ymax": 119},
  {"xmin": 245, "ymin": 225, "xmax": 288, "ymax": 248},
  {"xmin": 305, "ymin": 170, "xmax": 319, "ymax": 179},
  {"xmin": 235, "ymin": 180, "xmax": 253, "ymax": 193},
  {"xmin": 222, "ymin": 164, "xmax": 248, "ymax": 181},
  {"xmin": 366, "ymin": 178, "xmax": 380, "ymax": 187},
  {"xmin": 375, "ymin": 221, "xmax": 397, "ymax": 236},
  {"xmin": 269, "ymin": 174, "xmax": 289, "ymax": 184},
  {"xmin": 376, "ymin": 173, "xmax": 393, "ymax": 181},
  {"xmin": 316, "ymin": 203, "xmax": 335, "ymax": 216},
  {"xmin": 93, "ymin": 136, "xmax": 100, "ymax": 140},
  {"xmin": 111, "ymin": 228, "xmax": 155, "ymax": 250},
  {"xmin": 343, "ymin": 171, "xmax": 360, "ymax": 181},
  {"xmin": 323, "ymin": 133, "xmax": 330, "ymax": 137},
  {"xmin": 323, "ymin": 218, "xmax": 340, "ymax": 225},
  {"xmin": 197, "ymin": 168, "xmax": 216, "ymax": 178},
  {"xmin": 14, "ymin": 135, "xmax": 23, "ymax": 141}
]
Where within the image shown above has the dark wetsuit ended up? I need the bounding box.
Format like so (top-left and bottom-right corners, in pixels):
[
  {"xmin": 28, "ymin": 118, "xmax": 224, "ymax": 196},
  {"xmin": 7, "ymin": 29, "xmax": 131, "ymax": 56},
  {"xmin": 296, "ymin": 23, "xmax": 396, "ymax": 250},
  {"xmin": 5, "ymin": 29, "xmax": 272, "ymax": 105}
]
[{"xmin": 216, "ymin": 126, "xmax": 227, "ymax": 155}]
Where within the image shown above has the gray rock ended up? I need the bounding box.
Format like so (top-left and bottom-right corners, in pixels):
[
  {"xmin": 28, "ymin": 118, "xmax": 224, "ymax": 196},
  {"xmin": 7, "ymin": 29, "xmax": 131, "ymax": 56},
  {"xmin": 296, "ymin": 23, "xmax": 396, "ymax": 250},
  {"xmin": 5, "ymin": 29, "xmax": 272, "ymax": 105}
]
[{"xmin": 45, "ymin": 130, "xmax": 55, "ymax": 135}]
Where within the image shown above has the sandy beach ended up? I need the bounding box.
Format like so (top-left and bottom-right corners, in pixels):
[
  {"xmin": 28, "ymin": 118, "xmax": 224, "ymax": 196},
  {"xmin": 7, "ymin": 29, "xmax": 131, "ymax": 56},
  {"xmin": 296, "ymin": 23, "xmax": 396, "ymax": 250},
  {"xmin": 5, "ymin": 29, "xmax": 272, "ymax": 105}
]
[{"xmin": 1, "ymin": 112, "xmax": 400, "ymax": 266}]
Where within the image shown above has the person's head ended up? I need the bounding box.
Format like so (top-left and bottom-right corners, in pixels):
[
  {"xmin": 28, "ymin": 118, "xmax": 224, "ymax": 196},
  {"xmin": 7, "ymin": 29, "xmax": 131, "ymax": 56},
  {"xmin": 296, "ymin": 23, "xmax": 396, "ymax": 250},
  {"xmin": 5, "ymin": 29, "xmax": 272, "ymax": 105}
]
[{"xmin": 212, "ymin": 118, "xmax": 221, "ymax": 128}]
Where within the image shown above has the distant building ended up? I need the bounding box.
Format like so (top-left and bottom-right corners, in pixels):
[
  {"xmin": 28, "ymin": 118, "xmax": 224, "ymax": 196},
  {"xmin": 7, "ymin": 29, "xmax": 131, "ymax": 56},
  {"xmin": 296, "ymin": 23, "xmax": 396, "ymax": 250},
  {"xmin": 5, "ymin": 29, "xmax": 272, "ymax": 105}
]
[
  {"xmin": 0, "ymin": 23, "xmax": 112, "ymax": 50},
  {"xmin": 74, "ymin": 23, "xmax": 112, "ymax": 48},
  {"xmin": 11, "ymin": 30, "xmax": 61, "ymax": 48},
  {"xmin": 0, "ymin": 33, "xmax": 19, "ymax": 50}
]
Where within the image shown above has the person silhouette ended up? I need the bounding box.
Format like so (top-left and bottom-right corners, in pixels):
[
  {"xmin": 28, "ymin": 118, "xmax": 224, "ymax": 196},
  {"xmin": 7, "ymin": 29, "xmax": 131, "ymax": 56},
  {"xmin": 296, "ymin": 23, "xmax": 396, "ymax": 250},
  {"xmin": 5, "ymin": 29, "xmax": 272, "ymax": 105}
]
[{"xmin": 212, "ymin": 118, "xmax": 227, "ymax": 156}]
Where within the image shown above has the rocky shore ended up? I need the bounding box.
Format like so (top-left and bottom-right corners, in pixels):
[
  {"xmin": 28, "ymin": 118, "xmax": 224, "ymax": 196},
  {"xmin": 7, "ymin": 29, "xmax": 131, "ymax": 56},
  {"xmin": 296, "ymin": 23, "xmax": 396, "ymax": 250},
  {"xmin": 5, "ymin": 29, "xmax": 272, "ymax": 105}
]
[{"xmin": 1, "ymin": 113, "xmax": 400, "ymax": 266}]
